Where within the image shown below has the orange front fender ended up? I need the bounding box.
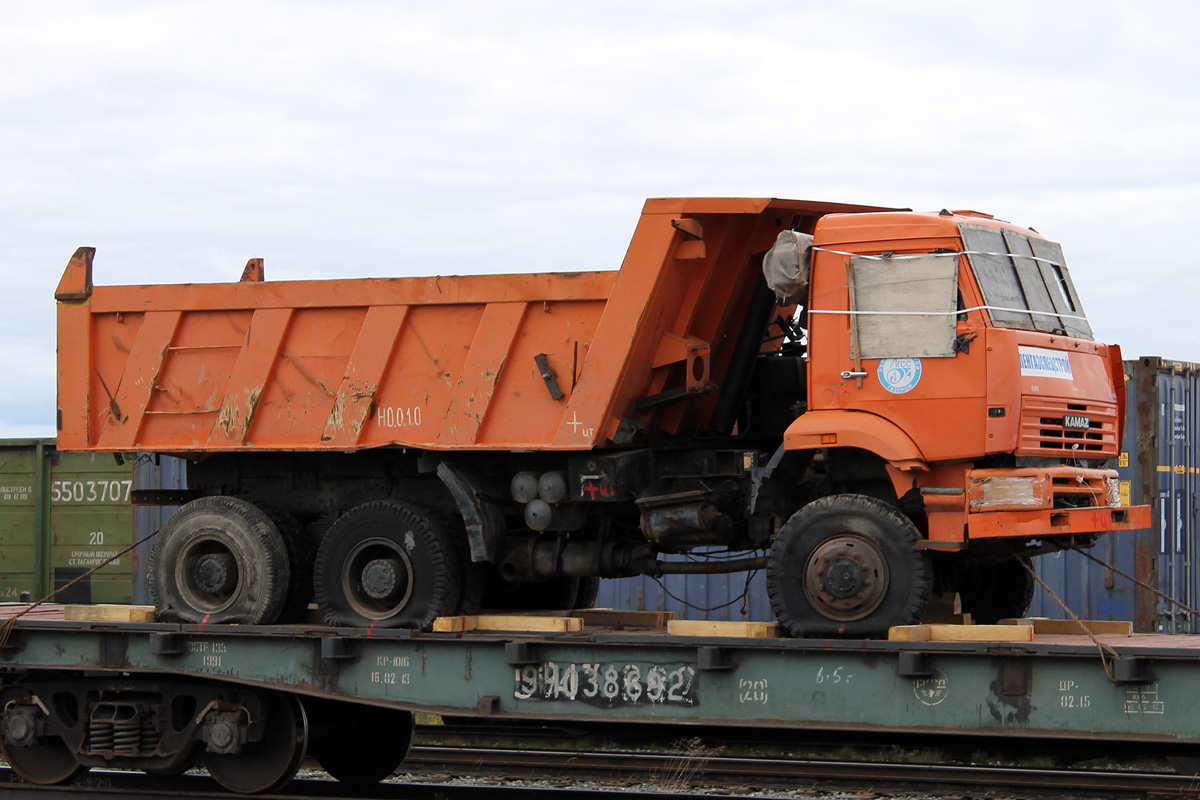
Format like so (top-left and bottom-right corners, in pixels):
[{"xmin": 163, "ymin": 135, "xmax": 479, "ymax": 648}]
[{"xmin": 783, "ymin": 410, "xmax": 927, "ymax": 469}]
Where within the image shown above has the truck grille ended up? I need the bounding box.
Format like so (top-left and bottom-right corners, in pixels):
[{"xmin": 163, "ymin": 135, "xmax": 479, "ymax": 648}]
[{"xmin": 1018, "ymin": 398, "xmax": 1119, "ymax": 458}]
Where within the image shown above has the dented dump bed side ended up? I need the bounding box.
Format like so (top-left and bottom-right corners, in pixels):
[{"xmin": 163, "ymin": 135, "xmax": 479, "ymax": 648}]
[{"xmin": 56, "ymin": 197, "xmax": 888, "ymax": 454}]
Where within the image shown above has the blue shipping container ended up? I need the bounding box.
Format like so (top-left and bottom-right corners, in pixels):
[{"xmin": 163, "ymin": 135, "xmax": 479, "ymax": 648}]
[{"xmin": 1027, "ymin": 357, "xmax": 1190, "ymax": 632}]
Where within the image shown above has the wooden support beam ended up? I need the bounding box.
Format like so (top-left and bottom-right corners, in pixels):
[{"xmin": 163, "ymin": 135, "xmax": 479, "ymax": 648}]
[
  {"xmin": 889, "ymin": 624, "xmax": 1035, "ymax": 643},
  {"xmin": 64, "ymin": 605, "xmax": 156, "ymax": 623},
  {"xmin": 667, "ymin": 620, "xmax": 780, "ymax": 639}
]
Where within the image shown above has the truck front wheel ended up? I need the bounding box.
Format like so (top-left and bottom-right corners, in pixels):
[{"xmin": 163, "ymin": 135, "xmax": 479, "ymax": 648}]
[
  {"xmin": 314, "ymin": 500, "xmax": 461, "ymax": 630},
  {"xmin": 768, "ymin": 494, "xmax": 931, "ymax": 638}
]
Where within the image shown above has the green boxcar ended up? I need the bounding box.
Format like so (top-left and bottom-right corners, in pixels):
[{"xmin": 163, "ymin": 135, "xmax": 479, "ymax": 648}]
[{"xmin": 0, "ymin": 439, "xmax": 136, "ymax": 604}]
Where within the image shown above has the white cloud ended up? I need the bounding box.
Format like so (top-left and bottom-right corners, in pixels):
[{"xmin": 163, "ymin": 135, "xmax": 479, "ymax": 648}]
[{"xmin": 1, "ymin": 0, "xmax": 1197, "ymax": 435}]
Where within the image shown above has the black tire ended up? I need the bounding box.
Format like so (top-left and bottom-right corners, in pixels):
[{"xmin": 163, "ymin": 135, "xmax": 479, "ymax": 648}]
[
  {"xmin": 314, "ymin": 500, "xmax": 460, "ymax": 630},
  {"xmin": 253, "ymin": 505, "xmax": 315, "ymax": 624},
  {"xmin": 957, "ymin": 557, "xmax": 1035, "ymax": 624},
  {"xmin": 456, "ymin": 556, "xmax": 487, "ymax": 616},
  {"xmin": 149, "ymin": 496, "xmax": 288, "ymax": 625},
  {"xmin": 767, "ymin": 494, "xmax": 931, "ymax": 638},
  {"xmin": 435, "ymin": 507, "xmax": 484, "ymax": 615},
  {"xmin": 574, "ymin": 576, "xmax": 601, "ymax": 610}
]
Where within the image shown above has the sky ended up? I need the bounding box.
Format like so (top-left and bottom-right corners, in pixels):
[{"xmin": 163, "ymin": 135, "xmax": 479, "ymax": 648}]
[{"xmin": 1, "ymin": 1, "xmax": 1197, "ymax": 438}]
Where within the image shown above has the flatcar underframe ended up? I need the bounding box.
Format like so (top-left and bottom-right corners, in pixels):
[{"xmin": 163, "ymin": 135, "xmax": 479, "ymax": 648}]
[{"xmin": 3, "ymin": 620, "xmax": 1200, "ymax": 792}]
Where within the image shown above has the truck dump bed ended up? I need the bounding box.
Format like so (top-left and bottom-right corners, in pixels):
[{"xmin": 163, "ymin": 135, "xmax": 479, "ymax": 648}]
[{"xmin": 56, "ymin": 198, "xmax": 888, "ymax": 454}]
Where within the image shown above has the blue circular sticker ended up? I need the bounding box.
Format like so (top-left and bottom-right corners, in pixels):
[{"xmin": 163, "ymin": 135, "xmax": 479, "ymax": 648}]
[{"xmin": 878, "ymin": 358, "xmax": 922, "ymax": 394}]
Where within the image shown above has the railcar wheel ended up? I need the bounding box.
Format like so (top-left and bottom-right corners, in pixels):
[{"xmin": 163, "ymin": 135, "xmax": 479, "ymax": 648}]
[
  {"xmin": 314, "ymin": 500, "xmax": 460, "ymax": 630},
  {"xmin": 768, "ymin": 494, "xmax": 931, "ymax": 638},
  {"xmin": 306, "ymin": 698, "xmax": 414, "ymax": 785},
  {"xmin": 957, "ymin": 557, "xmax": 1036, "ymax": 624},
  {"xmin": 149, "ymin": 496, "xmax": 288, "ymax": 625},
  {"xmin": 0, "ymin": 733, "xmax": 88, "ymax": 785},
  {"xmin": 203, "ymin": 692, "xmax": 307, "ymax": 794}
]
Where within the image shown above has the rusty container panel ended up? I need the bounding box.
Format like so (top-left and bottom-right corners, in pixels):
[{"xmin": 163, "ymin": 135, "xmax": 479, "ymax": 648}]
[
  {"xmin": 56, "ymin": 198, "xmax": 891, "ymax": 455},
  {"xmin": 1030, "ymin": 357, "xmax": 1200, "ymax": 632}
]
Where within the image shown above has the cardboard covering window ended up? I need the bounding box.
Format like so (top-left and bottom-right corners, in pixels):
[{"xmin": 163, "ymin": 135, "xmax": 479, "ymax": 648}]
[
  {"xmin": 1027, "ymin": 237, "xmax": 1093, "ymax": 340},
  {"xmin": 849, "ymin": 254, "xmax": 958, "ymax": 359},
  {"xmin": 960, "ymin": 225, "xmax": 1033, "ymax": 330}
]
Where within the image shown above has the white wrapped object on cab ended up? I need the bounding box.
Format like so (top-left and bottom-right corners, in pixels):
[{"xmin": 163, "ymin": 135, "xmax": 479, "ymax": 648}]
[{"xmin": 762, "ymin": 230, "xmax": 813, "ymax": 306}]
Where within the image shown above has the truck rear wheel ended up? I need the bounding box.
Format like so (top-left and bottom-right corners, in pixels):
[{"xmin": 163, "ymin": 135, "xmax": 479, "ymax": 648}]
[
  {"xmin": 314, "ymin": 500, "xmax": 460, "ymax": 630},
  {"xmin": 768, "ymin": 494, "xmax": 931, "ymax": 638},
  {"xmin": 149, "ymin": 496, "xmax": 288, "ymax": 625},
  {"xmin": 253, "ymin": 505, "xmax": 315, "ymax": 624}
]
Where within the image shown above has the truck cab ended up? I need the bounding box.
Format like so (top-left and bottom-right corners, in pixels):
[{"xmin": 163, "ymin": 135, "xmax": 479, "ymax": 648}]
[{"xmin": 762, "ymin": 208, "xmax": 1139, "ymax": 634}]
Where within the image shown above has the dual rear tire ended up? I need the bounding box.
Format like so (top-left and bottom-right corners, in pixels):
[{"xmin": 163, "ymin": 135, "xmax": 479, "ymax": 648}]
[
  {"xmin": 151, "ymin": 494, "xmax": 588, "ymax": 630},
  {"xmin": 152, "ymin": 496, "xmax": 466, "ymax": 630},
  {"xmin": 313, "ymin": 500, "xmax": 461, "ymax": 630}
]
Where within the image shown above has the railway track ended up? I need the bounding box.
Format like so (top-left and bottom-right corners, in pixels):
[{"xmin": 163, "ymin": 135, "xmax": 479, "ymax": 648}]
[{"xmin": 3, "ymin": 745, "xmax": 1197, "ymax": 799}]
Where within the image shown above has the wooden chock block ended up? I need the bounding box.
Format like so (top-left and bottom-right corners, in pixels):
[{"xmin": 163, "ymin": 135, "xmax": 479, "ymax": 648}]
[
  {"xmin": 999, "ymin": 617, "xmax": 1134, "ymax": 636},
  {"xmin": 667, "ymin": 620, "xmax": 781, "ymax": 639},
  {"xmin": 574, "ymin": 609, "xmax": 675, "ymax": 628},
  {"xmin": 447, "ymin": 615, "xmax": 584, "ymax": 633},
  {"xmin": 889, "ymin": 623, "xmax": 1035, "ymax": 643},
  {"xmin": 432, "ymin": 616, "xmax": 477, "ymax": 633},
  {"xmin": 64, "ymin": 605, "xmax": 156, "ymax": 624}
]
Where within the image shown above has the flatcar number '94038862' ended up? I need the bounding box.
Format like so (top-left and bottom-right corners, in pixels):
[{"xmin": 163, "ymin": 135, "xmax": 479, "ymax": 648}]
[{"xmin": 515, "ymin": 662, "xmax": 696, "ymax": 707}]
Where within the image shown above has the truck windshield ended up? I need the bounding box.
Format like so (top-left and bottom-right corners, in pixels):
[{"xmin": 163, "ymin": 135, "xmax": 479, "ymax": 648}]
[{"xmin": 959, "ymin": 224, "xmax": 1093, "ymax": 340}]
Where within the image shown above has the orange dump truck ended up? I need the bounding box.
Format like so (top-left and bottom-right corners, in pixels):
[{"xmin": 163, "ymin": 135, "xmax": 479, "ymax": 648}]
[{"xmin": 55, "ymin": 197, "xmax": 1151, "ymax": 636}]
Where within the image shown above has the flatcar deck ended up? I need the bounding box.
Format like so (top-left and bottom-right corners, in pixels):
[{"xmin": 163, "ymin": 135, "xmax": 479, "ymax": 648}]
[{"xmin": 2, "ymin": 614, "xmax": 1199, "ymax": 747}]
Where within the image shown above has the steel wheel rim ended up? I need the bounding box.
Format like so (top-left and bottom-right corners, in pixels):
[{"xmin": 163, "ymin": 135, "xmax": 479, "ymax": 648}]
[
  {"xmin": 803, "ymin": 532, "xmax": 890, "ymax": 622},
  {"xmin": 341, "ymin": 536, "xmax": 415, "ymax": 620},
  {"xmin": 1, "ymin": 735, "xmax": 87, "ymax": 786},
  {"xmin": 177, "ymin": 534, "xmax": 243, "ymax": 614}
]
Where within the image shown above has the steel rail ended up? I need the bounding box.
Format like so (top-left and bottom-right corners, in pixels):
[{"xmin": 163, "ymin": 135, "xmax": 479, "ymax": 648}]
[
  {"xmin": 2, "ymin": 748, "xmax": 1197, "ymax": 799},
  {"xmin": 406, "ymin": 745, "xmax": 1199, "ymax": 796}
]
